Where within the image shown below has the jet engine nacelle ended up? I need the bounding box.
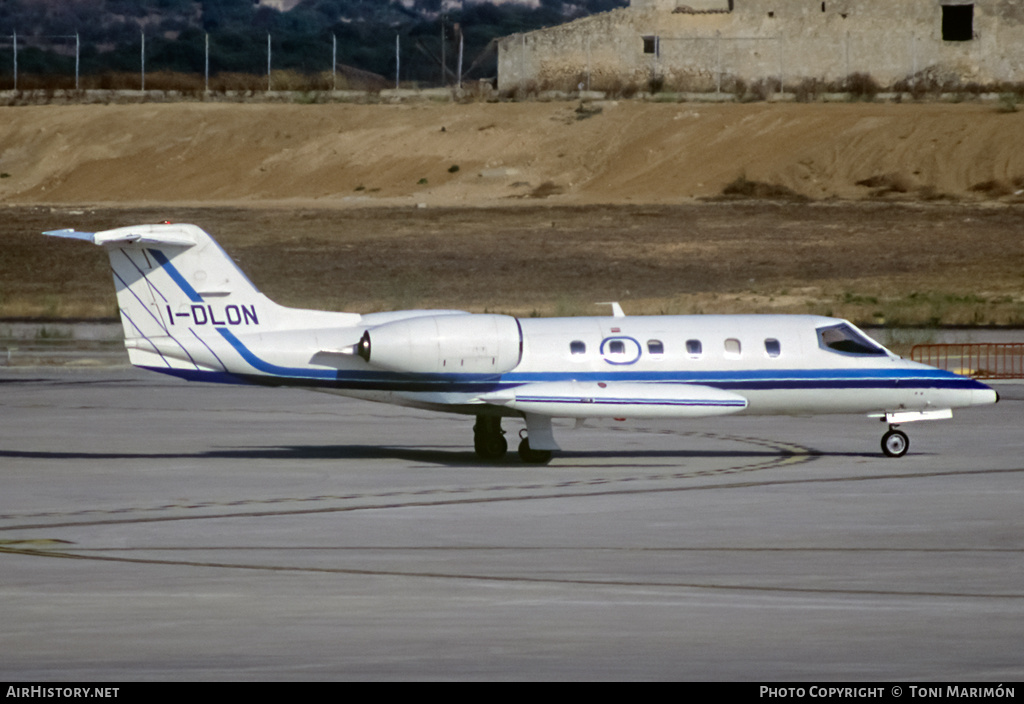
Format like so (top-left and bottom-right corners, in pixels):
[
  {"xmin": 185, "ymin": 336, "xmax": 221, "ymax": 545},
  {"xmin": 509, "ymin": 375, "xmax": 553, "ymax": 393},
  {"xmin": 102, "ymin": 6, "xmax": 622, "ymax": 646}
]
[{"xmin": 357, "ymin": 314, "xmax": 523, "ymax": 374}]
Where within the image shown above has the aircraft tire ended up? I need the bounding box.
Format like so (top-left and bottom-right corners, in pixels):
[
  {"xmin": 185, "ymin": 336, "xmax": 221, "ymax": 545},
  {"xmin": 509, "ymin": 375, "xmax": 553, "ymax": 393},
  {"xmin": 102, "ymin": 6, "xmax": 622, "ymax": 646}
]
[
  {"xmin": 474, "ymin": 433, "xmax": 507, "ymax": 460},
  {"xmin": 518, "ymin": 437, "xmax": 553, "ymax": 464},
  {"xmin": 881, "ymin": 429, "xmax": 909, "ymax": 458},
  {"xmin": 474, "ymin": 416, "xmax": 507, "ymax": 460}
]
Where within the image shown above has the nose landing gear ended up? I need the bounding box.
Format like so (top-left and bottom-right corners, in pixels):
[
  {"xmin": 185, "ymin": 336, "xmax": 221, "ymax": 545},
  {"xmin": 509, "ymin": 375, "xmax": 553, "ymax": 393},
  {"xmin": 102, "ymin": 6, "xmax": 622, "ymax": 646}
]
[{"xmin": 881, "ymin": 427, "xmax": 909, "ymax": 457}]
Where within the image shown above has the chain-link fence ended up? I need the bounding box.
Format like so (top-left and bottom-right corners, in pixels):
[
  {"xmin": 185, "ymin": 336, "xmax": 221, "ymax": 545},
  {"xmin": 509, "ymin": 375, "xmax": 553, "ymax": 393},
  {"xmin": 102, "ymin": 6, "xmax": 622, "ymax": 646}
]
[{"xmin": 0, "ymin": 29, "xmax": 476, "ymax": 93}]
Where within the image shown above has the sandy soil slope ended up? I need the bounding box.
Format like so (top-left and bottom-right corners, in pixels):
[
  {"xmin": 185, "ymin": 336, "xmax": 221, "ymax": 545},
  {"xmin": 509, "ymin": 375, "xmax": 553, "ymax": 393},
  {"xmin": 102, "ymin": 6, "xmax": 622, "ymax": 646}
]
[
  {"xmin": 3, "ymin": 102, "xmax": 1023, "ymax": 328},
  {"xmin": 2, "ymin": 101, "xmax": 1024, "ymax": 206}
]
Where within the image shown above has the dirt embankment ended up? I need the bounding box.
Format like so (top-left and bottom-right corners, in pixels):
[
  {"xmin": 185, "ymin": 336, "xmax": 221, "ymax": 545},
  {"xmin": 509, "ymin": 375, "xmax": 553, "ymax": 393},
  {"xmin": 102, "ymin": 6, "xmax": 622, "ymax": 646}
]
[
  {"xmin": 2, "ymin": 102, "xmax": 1024, "ymax": 329},
  {"xmin": 2, "ymin": 101, "xmax": 1024, "ymax": 206},
  {"xmin": 5, "ymin": 202, "xmax": 1024, "ymax": 329}
]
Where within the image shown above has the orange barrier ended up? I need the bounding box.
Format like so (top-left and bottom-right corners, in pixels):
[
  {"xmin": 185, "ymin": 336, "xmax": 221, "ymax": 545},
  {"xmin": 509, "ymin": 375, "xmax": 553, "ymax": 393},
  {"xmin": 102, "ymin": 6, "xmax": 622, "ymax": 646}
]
[{"xmin": 910, "ymin": 343, "xmax": 1024, "ymax": 379}]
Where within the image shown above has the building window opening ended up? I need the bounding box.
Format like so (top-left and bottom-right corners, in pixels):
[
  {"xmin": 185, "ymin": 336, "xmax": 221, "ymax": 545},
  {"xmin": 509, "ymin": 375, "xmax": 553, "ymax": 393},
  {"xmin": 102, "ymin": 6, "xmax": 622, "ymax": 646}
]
[
  {"xmin": 642, "ymin": 35, "xmax": 659, "ymax": 57},
  {"xmin": 821, "ymin": 2, "xmax": 826, "ymax": 11},
  {"xmin": 942, "ymin": 4, "xmax": 974, "ymax": 42}
]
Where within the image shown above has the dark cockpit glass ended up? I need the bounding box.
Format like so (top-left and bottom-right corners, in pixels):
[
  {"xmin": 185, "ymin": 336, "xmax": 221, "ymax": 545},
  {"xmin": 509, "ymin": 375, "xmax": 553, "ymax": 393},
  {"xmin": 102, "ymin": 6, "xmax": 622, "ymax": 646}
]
[{"xmin": 817, "ymin": 323, "xmax": 887, "ymax": 356}]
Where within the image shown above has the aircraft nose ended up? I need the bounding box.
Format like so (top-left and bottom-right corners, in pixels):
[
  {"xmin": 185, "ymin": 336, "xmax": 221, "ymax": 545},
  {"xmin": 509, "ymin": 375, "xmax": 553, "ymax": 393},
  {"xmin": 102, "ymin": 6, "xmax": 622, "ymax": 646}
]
[{"xmin": 972, "ymin": 386, "xmax": 999, "ymax": 406}]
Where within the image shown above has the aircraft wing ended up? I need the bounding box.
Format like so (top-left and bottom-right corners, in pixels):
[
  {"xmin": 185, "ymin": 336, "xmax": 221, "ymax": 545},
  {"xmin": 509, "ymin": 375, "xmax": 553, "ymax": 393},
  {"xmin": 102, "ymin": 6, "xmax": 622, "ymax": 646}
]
[{"xmin": 480, "ymin": 381, "xmax": 747, "ymax": 419}]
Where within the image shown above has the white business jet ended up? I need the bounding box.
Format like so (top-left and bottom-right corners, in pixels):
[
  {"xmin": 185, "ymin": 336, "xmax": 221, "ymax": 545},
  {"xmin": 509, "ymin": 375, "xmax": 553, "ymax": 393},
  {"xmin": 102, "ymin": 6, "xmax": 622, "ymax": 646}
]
[{"xmin": 45, "ymin": 223, "xmax": 998, "ymax": 463}]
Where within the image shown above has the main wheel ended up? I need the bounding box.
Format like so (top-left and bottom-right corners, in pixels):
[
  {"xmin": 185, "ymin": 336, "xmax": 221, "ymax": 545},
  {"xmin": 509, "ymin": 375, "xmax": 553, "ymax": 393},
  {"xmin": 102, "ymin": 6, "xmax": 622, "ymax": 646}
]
[
  {"xmin": 518, "ymin": 437, "xmax": 553, "ymax": 464},
  {"xmin": 881, "ymin": 429, "xmax": 909, "ymax": 458},
  {"xmin": 474, "ymin": 432, "xmax": 507, "ymax": 460},
  {"xmin": 474, "ymin": 415, "xmax": 507, "ymax": 460}
]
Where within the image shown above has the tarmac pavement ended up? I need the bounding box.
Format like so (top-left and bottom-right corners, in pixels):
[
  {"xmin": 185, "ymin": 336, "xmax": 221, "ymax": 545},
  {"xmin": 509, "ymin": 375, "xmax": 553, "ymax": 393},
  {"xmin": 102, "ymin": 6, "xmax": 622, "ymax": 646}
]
[{"xmin": 1, "ymin": 368, "xmax": 1022, "ymax": 680}]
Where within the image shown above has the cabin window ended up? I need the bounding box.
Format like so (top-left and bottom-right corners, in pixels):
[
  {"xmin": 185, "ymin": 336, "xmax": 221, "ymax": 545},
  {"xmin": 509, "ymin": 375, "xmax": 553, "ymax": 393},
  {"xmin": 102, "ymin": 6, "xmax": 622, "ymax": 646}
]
[
  {"xmin": 647, "ymin": 339, "xmax": 665, "ymax": 355},
  {"xmin": 724, "ymin": 338, "xmax": 742, "ymax": 357},
  {"xmin": 942, "ymin": 4, "xmax": 974, "ymax": 42},
  {"xmin": 764, "ymin": 338, "xmax": 781, "ymax": 358},
  {"xmin": 817, "ymin": 323, "xmax": 887, "ymax": 356},
  {"xmin": 608, "ymin": 340, "xmax": 626, "ymax": 355},
  {"xmin": 570, "ymin": 340, "xmax": 586, "ymax": 355},
  {"xmin": 686, "ymin": 339, "xmax": 702, "ymax": 356}
]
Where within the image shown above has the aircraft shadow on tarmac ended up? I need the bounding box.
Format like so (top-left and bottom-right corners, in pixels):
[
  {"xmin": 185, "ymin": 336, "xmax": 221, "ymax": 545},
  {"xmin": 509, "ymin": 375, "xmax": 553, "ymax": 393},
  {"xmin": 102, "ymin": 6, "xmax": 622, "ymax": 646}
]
[{"xmin": 0, "ymin": 444, "xmax": 880, "ymax": 465}]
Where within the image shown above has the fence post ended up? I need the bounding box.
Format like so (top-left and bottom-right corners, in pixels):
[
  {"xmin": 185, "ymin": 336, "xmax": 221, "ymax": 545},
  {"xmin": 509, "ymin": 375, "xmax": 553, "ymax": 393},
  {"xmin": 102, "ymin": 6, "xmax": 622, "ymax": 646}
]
[
  {"xmin": 457, "ymin": 26, "xmax": 463, "ymax": 90},
  {"xmin": 267, "ymin": 32, "xmax": 271, "ymax": 91},
  {"xmin": 75, "ymin": 32, "xmax": 80, "ymax": 90},
  {"xmin": 586, "ymin": 34, "xmax": 591, "ymax": 91},
  {"xmin": 911, "ymin": 32, "xmax": 917, "ymax": 87},
  {"xmin": 204, "ymin": 33, "xmax": 209, "ymax": 93},
  {"xmin": 332, "ymin": 33, "xmax": 336, "ymax": 90},
  {"xmin": 777, "ymin": 34, "xmax": 783, "ymax": 94},
  {"xmin": 12, "ymin": 31, "xmax": 16, "ymax": 91},
  {"xmin": 845, "ymin": 29, "xmax": 850, "ymax": 78},
  {"xmin": 140, "ymin": 30, "xmax": 145, "ymax": 91},
  {"xmin": 395, "ymin": 33, "xmax": 399, "ymax": 90},
  {"xmin": 716, "ymin": 31, "xmax": 721, "ymax": 94}
]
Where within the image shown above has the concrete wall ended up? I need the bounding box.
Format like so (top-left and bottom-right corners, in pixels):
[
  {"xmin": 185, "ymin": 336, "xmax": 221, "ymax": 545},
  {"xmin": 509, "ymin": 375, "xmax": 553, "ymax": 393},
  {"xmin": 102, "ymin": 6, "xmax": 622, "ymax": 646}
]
[{"xmin": 497, "ymin": 0, "xmax": 1024, "ymax": 93}]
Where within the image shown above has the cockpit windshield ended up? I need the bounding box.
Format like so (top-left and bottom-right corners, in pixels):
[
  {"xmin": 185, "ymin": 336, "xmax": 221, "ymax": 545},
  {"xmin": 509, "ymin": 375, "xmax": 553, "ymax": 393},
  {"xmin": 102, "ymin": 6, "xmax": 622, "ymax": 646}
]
[{"xmin": 817, "ymin": 323, "xmax": 887, "ymax": 356}]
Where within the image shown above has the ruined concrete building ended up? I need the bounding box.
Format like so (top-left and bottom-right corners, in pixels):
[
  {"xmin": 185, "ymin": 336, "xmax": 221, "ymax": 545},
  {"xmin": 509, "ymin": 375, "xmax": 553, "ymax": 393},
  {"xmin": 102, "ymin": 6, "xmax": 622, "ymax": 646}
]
[{"xmin": 497, "ymin": 0, "xmax": 1024, "ymax": 94}]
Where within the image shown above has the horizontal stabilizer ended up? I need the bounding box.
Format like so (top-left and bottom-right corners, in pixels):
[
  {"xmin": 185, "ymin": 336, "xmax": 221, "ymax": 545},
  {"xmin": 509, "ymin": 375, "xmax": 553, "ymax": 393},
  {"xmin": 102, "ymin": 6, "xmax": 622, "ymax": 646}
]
[
  {"xmin": 44, "ymin": 225, "xmax": 197, "ymax": 248},
  {"xmin": 480, "ymin": 381, "xmax": 747, "ymax": 419}
]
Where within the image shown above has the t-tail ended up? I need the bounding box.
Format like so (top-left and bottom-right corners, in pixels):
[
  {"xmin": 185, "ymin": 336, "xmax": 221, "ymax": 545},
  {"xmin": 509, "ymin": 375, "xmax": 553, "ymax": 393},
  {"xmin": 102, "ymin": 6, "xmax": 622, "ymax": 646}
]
[{"xmin": 44, "ymin": 223, "xmax": 358, "ymax": 377}]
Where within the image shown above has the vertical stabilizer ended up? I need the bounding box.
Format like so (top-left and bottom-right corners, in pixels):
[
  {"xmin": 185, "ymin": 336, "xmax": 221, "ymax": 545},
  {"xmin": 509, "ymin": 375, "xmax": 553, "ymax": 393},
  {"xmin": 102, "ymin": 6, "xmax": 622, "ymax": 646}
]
[{"xmin": 44, "ymin": 223, "xmax": 283, "ymax": 372}]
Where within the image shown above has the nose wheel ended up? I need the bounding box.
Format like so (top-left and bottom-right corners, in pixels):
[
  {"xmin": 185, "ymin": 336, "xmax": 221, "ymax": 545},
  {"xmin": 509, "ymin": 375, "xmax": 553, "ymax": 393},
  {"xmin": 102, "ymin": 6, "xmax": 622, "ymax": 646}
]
[{"xmin": 881, "ymin": 428, "xmax": 909, "ymax": 457}]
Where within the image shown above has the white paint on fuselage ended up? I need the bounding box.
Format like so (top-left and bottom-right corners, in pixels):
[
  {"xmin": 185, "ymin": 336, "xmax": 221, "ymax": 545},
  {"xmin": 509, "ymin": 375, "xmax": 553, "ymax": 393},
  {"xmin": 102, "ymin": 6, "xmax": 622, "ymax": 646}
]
[
  {"xmin": 516, "ymin": 314, "xmax": 813, "ymax": 372},
  {"xmin": 354, "ymin": 313, "xmax": 993, "ymax": 419}
]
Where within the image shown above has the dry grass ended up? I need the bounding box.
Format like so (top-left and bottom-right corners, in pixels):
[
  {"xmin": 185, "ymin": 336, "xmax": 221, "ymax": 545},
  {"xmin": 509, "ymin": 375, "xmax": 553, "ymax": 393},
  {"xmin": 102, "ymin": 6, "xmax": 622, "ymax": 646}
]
[{"xmin": 719, "ymin": 176, "xmax": 809, "ymax": 201}]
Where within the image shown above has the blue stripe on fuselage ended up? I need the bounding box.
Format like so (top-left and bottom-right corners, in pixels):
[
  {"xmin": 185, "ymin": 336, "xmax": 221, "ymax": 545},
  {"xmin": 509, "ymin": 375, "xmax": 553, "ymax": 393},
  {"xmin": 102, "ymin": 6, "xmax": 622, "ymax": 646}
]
[
  {"xmin": 165, "ymin": 327, "xmax": 991, "ymax": 394},
  {"xmin": 215, "ymin": 327, "xmax": 504, "ymax": 390},
  {"xmin": 149, "ymin": 249, "xmax": 204, "ymax": 303}
]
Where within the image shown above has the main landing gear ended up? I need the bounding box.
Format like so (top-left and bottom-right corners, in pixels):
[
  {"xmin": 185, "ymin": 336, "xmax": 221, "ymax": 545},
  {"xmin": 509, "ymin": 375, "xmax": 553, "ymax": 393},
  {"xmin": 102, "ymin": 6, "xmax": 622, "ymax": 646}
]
[
  {"xmin": 473, "ymin": 415, "xmax": 507, "ymax": 460},
  {"xmin": 881, "ymin": 427, "xmax": 909, "ymax": 458},
  {"xmin": 517, "ymin": 430, "xmax": 553, "ymax": 465},
  {"xmin": 473, "ymin": 415, "xmax": 554, "ymax": 464}
]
